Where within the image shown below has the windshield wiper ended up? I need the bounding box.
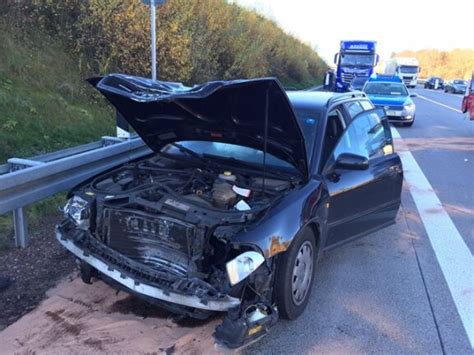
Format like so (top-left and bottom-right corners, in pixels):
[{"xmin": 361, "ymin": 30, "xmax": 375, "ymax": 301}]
[
  {"xmin": 201, "ymin": 154, "xmax": 293, "ymax": 179},
  {"xmin": 169, "ymin": 143, "xmax": 216, "ymax": 167}
]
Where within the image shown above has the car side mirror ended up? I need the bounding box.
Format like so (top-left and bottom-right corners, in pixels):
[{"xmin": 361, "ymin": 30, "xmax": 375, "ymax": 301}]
[
  {"xmin": 335, "ymin": 153, "xmax": 369, "ymax": 170},
  {"xmin": 410, "ymin": 93, "xmax": 418, "ymax": 98}
]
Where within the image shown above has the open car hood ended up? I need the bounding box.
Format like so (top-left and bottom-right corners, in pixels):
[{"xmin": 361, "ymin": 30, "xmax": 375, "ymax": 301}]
[{"xmin": 89, "ymin": 74, "xmax": 308, "ymax": 178}]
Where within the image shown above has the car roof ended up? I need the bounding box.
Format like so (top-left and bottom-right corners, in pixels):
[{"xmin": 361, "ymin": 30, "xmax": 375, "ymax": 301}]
[
  {"xmin": 366, "ymin": 80, "xmax": 405, "ymax": 86},
  {"xmin": 287, "ymin": 90, "xmax": 368, "ymax": 111},
  {"xmin": 368, "ymin": 74, "xmax": 402, "ymax": 83}
]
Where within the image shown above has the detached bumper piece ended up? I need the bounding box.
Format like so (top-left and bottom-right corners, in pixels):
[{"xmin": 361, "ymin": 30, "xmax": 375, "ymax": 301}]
[
  {"xmin": 55, "ymin": 225, "xmax": 240, "ymax": 312},
  {"xmin": 214, "ymin": 302, "xmax": 278, "ymax": 349}
]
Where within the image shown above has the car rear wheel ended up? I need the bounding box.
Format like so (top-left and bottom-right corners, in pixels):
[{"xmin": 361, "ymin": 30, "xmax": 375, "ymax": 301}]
[{"xmin": 274, "ymin": 228, "xmax": 317, "ymax": 320}]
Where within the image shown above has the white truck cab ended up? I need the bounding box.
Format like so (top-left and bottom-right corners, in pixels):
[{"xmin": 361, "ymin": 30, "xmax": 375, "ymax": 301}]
[{"xmin": 384, "ymin": 57, "xmax": 420, "ymax": 88}]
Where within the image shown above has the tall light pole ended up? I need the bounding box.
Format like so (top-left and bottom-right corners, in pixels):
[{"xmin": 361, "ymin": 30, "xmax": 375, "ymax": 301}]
[
  {"xmin": 150, "ymin": 0, "xmax": 157, "ymax": 80},
  {"xmin": 116, "ymin": 0, "xmax": 166, "ymax": 139},
  {"xmin": 142, "ymin": 0, "xmax": 166, "ymax": 80}
]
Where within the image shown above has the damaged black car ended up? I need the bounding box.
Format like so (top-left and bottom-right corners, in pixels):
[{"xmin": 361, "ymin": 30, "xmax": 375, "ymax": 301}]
[{"xmin": 56, "ymin": 74, "xmax": 403, "ymax": 348}]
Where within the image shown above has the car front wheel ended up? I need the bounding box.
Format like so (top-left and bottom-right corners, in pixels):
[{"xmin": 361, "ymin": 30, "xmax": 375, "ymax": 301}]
[{"xmin": 274, "ymin": 228, "xmax": 317, "ymax": 320}]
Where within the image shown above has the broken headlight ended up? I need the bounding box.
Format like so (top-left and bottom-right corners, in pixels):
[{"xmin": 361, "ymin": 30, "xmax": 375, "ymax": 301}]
[
  {"xmin": 64, "ymin": 195, "xmax": 90, "ymax": 230},
  {"xmin": 226, "ymin": 251, "xmax": 265, "ymax": 286}
]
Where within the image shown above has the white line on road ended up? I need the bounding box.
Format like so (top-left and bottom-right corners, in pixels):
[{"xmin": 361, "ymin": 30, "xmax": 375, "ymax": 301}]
[
  {"xmin": 416, "ymin": 94, "xmax": 463, "ymax": 113},
  {"xmin": 392, "ymin": 127, "xmax": 474, "ymax": 349}
]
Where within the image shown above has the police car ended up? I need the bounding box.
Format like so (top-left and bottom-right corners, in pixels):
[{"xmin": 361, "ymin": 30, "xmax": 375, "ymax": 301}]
[{"xmin": 363, "ymin": 74, "xmax": 417, "ymax": 127}]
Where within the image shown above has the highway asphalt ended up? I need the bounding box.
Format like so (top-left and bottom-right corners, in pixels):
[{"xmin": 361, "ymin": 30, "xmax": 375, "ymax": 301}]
[
  {"xmin": 406, "ymin": 87, "xmax": 473, "ymax": 253},
  {"xmin": 246, "ymin": 86, "xmax": 473, "ymax": 354}
]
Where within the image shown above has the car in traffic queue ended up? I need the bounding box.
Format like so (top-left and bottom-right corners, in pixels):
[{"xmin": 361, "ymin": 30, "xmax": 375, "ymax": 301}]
[
  {"xmin": 444, "ymin": 79, "xmax": 468, "ymax": 94},
  {"xmin": 462, "ymin": 75, "xmax": 474, "ymax": 120},
  {"xmin": 363, "ymin": 74, "xmax": 417, "ymax": 126},
  {"xmin": 349, "ymin": 76, "xmax": 369, "ymax": 91},
  {"xmin": 424, "ymin": 76, "xmax": 445, "ymax": 89},
  {"xmin": 56, "ymin": 74, "xmax": 403, "ymax": 349}
]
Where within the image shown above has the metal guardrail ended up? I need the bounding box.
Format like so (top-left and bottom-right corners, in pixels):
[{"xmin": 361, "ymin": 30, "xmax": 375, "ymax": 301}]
[
  {"xmin": 0, "ymin": 136, "xmax": 151, "ymax": 248},
  {"xmin": 306, "ymin": 85, "xmax": 324, "ymax": 91}
]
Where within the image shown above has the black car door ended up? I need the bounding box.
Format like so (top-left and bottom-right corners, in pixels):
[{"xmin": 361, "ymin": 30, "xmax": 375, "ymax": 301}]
[{"xmin": 322, "ymin": 107, "xmax": 403, "ymax": 248}]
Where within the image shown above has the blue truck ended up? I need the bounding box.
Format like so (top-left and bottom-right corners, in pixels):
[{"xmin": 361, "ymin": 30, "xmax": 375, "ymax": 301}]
[{"xmin": 333, "ymin": 40, "xmax": 379, "ymax": 92}]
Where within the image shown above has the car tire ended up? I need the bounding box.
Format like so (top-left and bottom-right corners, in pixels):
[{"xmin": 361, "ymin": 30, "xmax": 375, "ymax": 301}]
[
  {"xmin": 274, "ymin": 228, "xmax": 317, "ymax": 320},
  {"xmin": 404, "ymin": 115, "xmax": 415, "ymax": 127}
]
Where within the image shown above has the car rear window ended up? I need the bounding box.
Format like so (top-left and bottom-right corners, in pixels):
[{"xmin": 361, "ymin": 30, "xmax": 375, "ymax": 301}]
[
  {"xmin": 364, "ymin": 82, "xmax": 408, "ymax": 96},
  {"xmin": 344, "ymin": 101, "xmax": 364, "ymax": 118}
]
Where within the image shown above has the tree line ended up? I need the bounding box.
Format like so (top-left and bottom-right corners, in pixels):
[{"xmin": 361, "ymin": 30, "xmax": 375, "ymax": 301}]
[
  {"xmin": 2, "ymin": 0, "xmax": 327, "ymax": 88},
  {"xmin": 394, "ymin": 49, "xmax": 474, "ymax": 80}
]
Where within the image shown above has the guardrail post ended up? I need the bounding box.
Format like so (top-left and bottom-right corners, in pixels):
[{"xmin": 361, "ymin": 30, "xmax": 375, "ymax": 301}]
[{"xmin": 13, "ymin": 207, "xmax": 28, "ymax": 248}]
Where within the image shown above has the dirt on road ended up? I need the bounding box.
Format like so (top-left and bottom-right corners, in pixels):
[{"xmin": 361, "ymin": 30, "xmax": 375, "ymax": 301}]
[
  {"xmin": 0, "ymin": 276, "xmax": 225, "ymax": 354},
  {"xmin": 0, "ymin": 213, "xmax": 76, "ymax": 331}
]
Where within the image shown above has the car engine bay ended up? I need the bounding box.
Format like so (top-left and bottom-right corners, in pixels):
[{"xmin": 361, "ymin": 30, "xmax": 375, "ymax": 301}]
[{"xmin": 91, "ymin": 154, "xmax": 294, "ymax": 211}]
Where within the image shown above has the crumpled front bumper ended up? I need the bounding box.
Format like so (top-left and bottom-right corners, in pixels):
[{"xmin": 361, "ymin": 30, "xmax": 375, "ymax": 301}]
[{"xmin": 55, "ymin": 227, "xmax": 240, "ymax": 312}]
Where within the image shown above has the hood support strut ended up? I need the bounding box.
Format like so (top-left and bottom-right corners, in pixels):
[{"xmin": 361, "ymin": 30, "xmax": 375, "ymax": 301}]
[{"xmin": 262, "ymin": 86, "xmax": 269, "ymax": 194}]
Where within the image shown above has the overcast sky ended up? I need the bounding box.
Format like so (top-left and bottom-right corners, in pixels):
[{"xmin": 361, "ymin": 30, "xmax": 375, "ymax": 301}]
[{"xmin": 233, "ymin": 0, "xmax": 473, "ymax": 64}]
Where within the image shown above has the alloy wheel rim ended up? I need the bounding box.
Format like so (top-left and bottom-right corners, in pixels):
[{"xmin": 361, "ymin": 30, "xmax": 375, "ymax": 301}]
[{"xmin": 291, "ymin": 240, "xmax": 314, "ymax": 306}]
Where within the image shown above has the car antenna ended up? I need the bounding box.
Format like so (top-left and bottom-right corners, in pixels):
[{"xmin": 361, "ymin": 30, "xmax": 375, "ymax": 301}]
[{"xmin": 262, "ymin": 85, "xmax": 269, "ymax": 194}]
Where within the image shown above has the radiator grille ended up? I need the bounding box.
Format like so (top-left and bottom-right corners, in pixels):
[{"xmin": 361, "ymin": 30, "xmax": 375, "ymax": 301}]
[{"xmin": 103, "ymin": 208, "xmax": 195, "ymax": 275}]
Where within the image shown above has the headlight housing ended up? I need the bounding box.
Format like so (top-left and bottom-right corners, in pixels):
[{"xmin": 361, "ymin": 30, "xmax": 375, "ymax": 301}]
[
  {"xmin": 226, "ymin": 251, "xmax": 265, "ymax": 286},
  {"xmin": 64, "ymin": 195, "xmax": 90, "ymax": 230},
  {"xmin": 402, "ymin": 103, "xmax": 416, "ymax": 118}
]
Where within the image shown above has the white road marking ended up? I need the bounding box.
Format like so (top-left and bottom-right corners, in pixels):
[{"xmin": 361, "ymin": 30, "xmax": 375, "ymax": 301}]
[
  {"xmin": 392, "ymin": 127, "xmax": 474, "ymax": 349},
  {"xmin": 416, "ymin": 94, "xmax": 463, "ymax": 113}
]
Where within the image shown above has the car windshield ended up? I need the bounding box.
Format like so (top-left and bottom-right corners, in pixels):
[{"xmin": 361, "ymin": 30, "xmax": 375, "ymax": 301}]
[
  {"xmin": 364, "ymin": 82, "xmax": 408, "ymax": 96},
  {"xmin": 454, "ymin": 80, "xmax": 467, "ymax": 85},
  {"xmin": 161, "ymin": 111, "xmax": 319, "ymax": 172},
  {"xmin": 340, "ymin": 53, "xmax": 374, "ymax": 66},
  {"xmin": 400, "ymin": 65, "xmax": 418, "ymax": 73}
]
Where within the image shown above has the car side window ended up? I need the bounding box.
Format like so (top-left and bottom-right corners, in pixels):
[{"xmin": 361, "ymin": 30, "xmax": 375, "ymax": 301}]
[
  {"xmin": 343, "ymin": 101, "xmax": 363, "ymax": 118},
  {"xmin": 321, "ymin": 107, "xmax": 346, "ymax": 168},
  {"xmin": 359, "ymin": 100, "xmax": 374, "ymax": 111},
  {"xmin": 332, "ymin": 109, "xmax": 392, "ymax": 163}
]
